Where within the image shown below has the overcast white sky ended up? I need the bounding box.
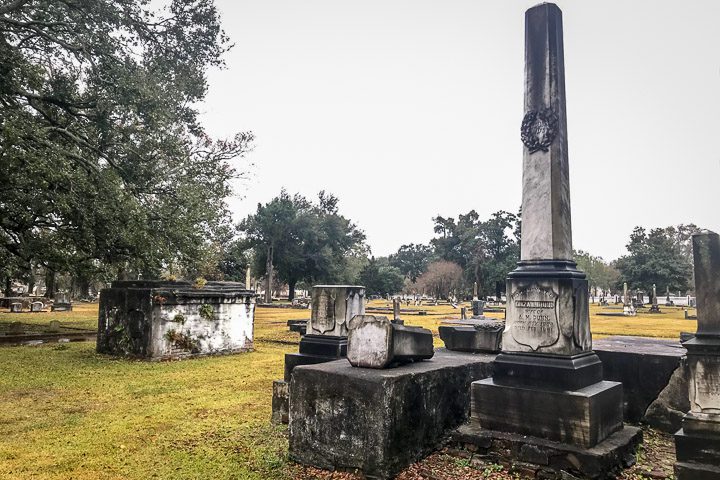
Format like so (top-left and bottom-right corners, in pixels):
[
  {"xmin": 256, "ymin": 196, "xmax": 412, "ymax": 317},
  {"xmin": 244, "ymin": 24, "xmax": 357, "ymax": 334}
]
[{"xmin": 198, "ymin": 0, "xmax": 719, "ymax": 261}]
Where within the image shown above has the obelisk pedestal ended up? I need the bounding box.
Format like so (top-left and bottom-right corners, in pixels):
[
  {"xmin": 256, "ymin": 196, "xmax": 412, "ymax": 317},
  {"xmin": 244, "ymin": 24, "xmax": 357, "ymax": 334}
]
[
  {"xmin": 455, "ymin": 4, "xmax": 640, "ymax": 477},
  {"xmin": 675, "ymin": 231, "xmax": 720, "ymax": 479}
]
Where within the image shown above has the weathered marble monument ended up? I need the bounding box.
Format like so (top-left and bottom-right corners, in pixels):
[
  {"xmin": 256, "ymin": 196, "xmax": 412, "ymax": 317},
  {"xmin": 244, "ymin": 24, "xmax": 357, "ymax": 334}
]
[
  {"xmin": 455, "ymin": 5, "xmax": 640, "ymax": 478},
  {"xmin": 272, "ymin": 285, "xmax": 364, "ymax": 423},
  {"xmin": 283, "ymin": 285, "xmax": 364, "ymax": 378},
  {"xmin": 648, "ymin": 283, "xmax": 662, "ymax": 313},
  {"xmin": 674, "ymin": 230, "xmax": 720, "ymax": 479},
  {"xmin": 471, "ymin": 281, "xmax": 485, "ymax": 317},
  {"xmin": 623, "ymin": 282, "xmax": 636, "ymax": 316},
  {"xmin": 97, "ymin": 280, "xmax": 255, "ymax": 359},
  {"xmin": 290, "ymin": 297, "xmax": 493, "ymax": 475}
]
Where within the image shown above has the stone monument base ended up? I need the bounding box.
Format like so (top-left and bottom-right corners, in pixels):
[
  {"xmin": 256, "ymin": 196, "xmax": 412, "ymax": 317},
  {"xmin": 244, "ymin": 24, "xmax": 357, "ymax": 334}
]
[
  {"xmin": 472, "ymin": 377, "xmax": 623, "ymax": 448},
  {"xmin": 283, "ymin": 334, "xmax": 347, "ymax": 380},
  {"xmin": 289, "ymin": 349, "xmax": 495, "ymax": 479},
  {"xmin": 438, "ymin": 319, "xmax": 503, "ymax": 353},
  {"xmin": 675, "ymin": 427, "xmax": 720, "ymax": 480},
  {"xmin": 272, "ymin": 334, "xmax": 349, "ymax": 424},
  {"xmin": 451, "ymin": 422, "xmax": 641, "ymax": 480}
]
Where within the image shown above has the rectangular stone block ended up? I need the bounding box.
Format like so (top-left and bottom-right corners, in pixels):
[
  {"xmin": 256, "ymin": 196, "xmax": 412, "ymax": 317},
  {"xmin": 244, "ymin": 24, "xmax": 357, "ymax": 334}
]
[
  {"xmin": 271, "ymin": 380, "xmax": 289, "ymax": 424},
  {"xmin": 471, "ymin": 378, "xmax": 623, "ymax": 448},
  {"xmin": 289, "ymin": 349, "xmax": 495, "ymax": 479},
  {"xmin": 284, "ymin": 352, "xmax": 342, "ymax": 381},
  {"xmin": 347, "ymin": 315, "xmax": 433, "ymax": 368},
  {"xmin": 675, "ymin": 428, "xmax": 720, "ymax": 464},
  {"xmin": 504, "ymin": 274, "xmax": 591, "ymax": 356},
  {"xmin": 307, "ymin": 285, "xmax": 365, "ymax": 337},
  {"xmin": 438, "ymin": 323, "xmax": 503, "ymax": 353},
  {"xmin": 675, "ymin": 460, "xmax": 720, "ymax": 480}
]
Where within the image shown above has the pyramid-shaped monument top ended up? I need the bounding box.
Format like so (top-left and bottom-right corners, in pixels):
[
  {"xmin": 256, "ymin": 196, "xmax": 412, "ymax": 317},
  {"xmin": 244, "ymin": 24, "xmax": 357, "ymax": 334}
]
[{"xmin": 519, "ymin": 3, "xmax": 573, "ymax": 262}]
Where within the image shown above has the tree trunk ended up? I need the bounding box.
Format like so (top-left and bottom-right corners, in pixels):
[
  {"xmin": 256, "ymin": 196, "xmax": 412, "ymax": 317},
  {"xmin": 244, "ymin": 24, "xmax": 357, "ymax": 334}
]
[
  {"xmin": 4, "ymin": 277, "xmax": 12, "ymax": 297},
  {"xmin": 264, "ymin": 245, "xmax": 273, "ymax": 303},
  {"xmin": 288, "ymin": 279, "xmax": 297, "ymax": 302},
  {"xmin": 45, "ymin": 270, "xmax": 56, "ymax": 298}
]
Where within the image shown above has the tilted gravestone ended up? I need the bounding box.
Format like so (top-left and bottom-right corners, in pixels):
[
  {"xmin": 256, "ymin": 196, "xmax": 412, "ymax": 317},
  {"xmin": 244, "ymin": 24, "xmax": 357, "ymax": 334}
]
[
  {"xmin": 346, "ymin": 315, "xmax": 433, "ymax": 368},
  {"xmin": 458, "ymin": 5, "xmax": 640, "ymax": 478},
  {"xmin": 674, "ymin": 230, "xmax": 720, "ymax": 479}
]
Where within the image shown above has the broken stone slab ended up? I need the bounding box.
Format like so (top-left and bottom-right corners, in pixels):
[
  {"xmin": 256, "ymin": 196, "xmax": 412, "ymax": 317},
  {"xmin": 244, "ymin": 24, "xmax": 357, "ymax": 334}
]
[
  {"xmin": 271, "ymin": 380, "xmax": 289, "ymax": 424},
  {"xmin": 439, "ymin": 318, "xmax": 504, "ymax": 353},
  {"xmin": 51, "ymin": 302, "xmax": 73, "ymax": 312},
  {"xmin": 347, "ymin": 315, "xmax": 433, "ymax": 368}
]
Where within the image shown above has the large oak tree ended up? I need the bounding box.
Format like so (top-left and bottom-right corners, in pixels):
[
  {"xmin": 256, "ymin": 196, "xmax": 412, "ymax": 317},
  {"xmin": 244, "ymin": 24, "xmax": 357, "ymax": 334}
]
[{"xmin": 0, "ymin": 0, "xmax": 252, "ymax": 294}]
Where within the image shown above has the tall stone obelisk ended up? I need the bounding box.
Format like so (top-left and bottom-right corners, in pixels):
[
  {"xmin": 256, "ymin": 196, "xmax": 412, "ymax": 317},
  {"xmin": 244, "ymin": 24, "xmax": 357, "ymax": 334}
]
[
  {"xmin": 675, "ymin": 230, "xmax": 720, "ymax": 479},
  {"xmin": 469, "ymin": 5, "xmax": 636, "ymax": 461}
]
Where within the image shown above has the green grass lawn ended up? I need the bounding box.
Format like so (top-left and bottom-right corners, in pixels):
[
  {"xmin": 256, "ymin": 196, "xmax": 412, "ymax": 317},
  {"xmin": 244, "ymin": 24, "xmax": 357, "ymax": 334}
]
[{"xmin": 0, "ymin": 300, "xmax": 695, "ymax": 479}]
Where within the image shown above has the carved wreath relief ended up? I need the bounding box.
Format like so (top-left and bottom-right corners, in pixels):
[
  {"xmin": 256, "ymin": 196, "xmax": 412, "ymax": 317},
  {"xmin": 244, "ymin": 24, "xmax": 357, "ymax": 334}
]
[
  {"xmin": 510, "ymin": 284, "xmax": 560, "ymax": 351},
  {"xmin": 521, "ymin": 107, "xmax": 558, "ymax": 153}
]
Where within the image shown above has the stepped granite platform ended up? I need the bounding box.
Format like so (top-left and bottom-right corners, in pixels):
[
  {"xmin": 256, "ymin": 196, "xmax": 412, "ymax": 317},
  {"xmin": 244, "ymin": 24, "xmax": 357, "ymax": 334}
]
[{"xmin": 289, "ymin": 348, "xmax": 496, "ymax": 479}]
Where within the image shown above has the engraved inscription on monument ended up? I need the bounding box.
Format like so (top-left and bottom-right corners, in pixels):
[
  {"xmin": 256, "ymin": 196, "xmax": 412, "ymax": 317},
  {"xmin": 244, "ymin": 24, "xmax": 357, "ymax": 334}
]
[
  {"xmin": 510, "ymin": 284, "xmax": 560, "ymax": 350},
  {"xmin": 690, "ymin": 357, "xmax": 720, "ymax": 414},
  {"xmin": 311, "ymin": 290, "xmax": 336, "ymax": 334}
]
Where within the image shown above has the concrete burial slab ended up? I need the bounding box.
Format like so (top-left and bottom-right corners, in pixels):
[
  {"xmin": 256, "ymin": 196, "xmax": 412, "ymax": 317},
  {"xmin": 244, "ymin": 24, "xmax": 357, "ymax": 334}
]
[
  {"xmin": 289, "ymin": 349, "xmax": 495, "ymax": 479},
  {"xmin": 594, "ymin": 336, "xmax": 686, "ymax": 424}
]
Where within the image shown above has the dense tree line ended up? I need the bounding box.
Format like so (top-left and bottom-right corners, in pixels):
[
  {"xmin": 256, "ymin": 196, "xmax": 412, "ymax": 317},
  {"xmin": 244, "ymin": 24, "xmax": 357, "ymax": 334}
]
[
  {"xmin": 238, "ymin": 190, "xmax": 367, "ymax": 301},
  {"xmin": 613, "ymin": 225, "xmax": 699, "ymax": 295},
  {"xmin": 0, "ymin": 0, "xmax": 251, "ymax": 296}
]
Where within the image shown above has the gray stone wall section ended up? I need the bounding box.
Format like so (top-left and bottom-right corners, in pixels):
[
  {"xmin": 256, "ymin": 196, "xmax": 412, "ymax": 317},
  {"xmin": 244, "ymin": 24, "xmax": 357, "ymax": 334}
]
[
  {"xmin": 520, "ymin": 4, "xmax": 572, "ymax": 262},
  {"xmin": 289, "ymin": 350, "xmax": 495, "ymax": 479}
]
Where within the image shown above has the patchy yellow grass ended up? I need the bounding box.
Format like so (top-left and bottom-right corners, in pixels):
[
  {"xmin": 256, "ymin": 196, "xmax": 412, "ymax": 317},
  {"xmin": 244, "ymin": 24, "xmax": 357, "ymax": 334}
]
[
  {"xmin": 0, "ymin": 299, "xmax": 696, "ymax": 479},
  {"xmin": 0, "ymin": 302, "xmax": 98, "ymax": 330}
]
